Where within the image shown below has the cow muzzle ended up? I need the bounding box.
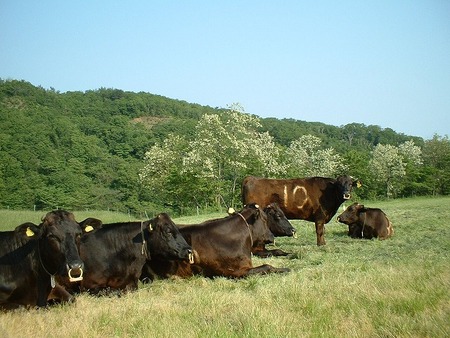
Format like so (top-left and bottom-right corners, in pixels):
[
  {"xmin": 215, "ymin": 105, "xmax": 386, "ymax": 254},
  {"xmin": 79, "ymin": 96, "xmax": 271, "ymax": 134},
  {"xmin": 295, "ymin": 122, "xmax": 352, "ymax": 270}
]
[
  {"xmin": 67, "ymin": 262, "xmax": 84, "ymax": 282},
  {"xmin": 292, "ymin": 229, "xmax": 298, "ymax": 239},
  {"xmin": 188, "ymin": 250, "xmax": 194, "ymax": 264}
]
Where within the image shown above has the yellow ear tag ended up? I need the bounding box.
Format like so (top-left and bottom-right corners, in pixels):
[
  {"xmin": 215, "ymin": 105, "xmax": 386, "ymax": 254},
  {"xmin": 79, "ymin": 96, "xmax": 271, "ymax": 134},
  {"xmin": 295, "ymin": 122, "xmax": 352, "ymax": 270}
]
[
  {"xmin": 357, "ymin": 181, "xmax": 362, "ymax": 188},
  {"xmin": 228, "ymin": 207, "xmax": 235, "ymax": 214},
  {"xmin": 26, "ymin": 227, "xmax": 35, "ymax": 237},
  {"xmin": 85, "ymin": 225, "xmax": 94, "ymax": 233}
]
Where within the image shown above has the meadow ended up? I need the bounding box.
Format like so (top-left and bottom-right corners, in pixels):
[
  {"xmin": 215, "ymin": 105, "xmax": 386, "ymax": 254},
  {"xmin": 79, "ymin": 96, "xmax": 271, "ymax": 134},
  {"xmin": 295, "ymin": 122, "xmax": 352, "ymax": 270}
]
[{"xmin": 0, "ymin": 197, "xmax": 449, "ymax": 338}]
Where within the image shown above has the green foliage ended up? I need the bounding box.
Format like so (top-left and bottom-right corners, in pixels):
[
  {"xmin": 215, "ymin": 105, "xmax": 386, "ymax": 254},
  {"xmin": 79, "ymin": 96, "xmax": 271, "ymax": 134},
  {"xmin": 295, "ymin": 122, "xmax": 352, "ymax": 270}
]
[
  {"xmin": 369, "ymin": 141, "xmax": 423, "ymax": 198},
  {"xmin": 422, "ymin": 135, "xmax": 450, "ymax": 195},
  {"xmin": 0, "ymin": 79, "xmax": 447, "ymax": 214},
  {"xmin": 140, "ymin": 108, "xmax": 285, "ymax": 209}
]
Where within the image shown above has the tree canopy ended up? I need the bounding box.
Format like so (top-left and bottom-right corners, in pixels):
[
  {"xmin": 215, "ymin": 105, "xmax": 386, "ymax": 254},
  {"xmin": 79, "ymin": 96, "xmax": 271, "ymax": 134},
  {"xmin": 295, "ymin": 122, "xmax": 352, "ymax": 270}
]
[{"xmin": 0, "ymin": 79, "xmax": 448, "ymax": 215}]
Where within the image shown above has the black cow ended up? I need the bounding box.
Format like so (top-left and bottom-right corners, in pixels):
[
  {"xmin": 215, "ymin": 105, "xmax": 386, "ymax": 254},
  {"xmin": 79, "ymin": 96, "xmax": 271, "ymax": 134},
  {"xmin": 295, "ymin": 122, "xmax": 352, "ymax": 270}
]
[
  {"xmin": 0, "ymin": 210, "xmax": 84, "ymax": 310},
  {"xmin": 142, "ymin": 204, "xmax": 290, "ymax": 280},
  {"xmin": 337, "ymin": 203, "xmax": 394, "ymax": 240},
  {"xmin": 242, "ymin": 175, "xmax": 360, "ymax": 245},
  {"xmin": 249, "ymin": 203, "xmax": 296, "ymax": 258},
  {"xmin": 57, "ymin": 213, "xmax": 192, "ymax": 295}
]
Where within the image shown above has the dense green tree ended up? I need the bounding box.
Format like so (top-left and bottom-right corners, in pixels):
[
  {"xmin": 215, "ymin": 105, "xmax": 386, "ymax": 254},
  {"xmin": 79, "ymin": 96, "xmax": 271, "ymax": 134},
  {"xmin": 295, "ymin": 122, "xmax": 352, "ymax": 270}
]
[
  {"xmin": 422, "ymin": 135, "xmax": 450, "ymax": 195},
  {"xmin": 0, "ymin": 79, "xmax": 446, "ymax": 215}
]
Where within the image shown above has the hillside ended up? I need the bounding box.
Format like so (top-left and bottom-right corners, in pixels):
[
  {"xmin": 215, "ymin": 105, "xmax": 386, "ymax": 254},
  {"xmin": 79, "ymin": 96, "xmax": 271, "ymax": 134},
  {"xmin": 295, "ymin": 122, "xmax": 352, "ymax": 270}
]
[{"xmin": 0, "ymin": 79, "xmax": 447, "ymax": 214}]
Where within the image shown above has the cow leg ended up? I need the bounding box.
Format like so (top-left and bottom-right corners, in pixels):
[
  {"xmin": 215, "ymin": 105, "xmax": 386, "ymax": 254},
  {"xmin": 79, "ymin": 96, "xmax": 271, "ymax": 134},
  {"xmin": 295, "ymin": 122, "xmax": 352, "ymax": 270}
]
[
  {"xmin": 47, "ymin": 284, "xmax": 75, "ymax": 305},
  {"xmin": 253, "ymin": 248, "xmax": 289, "ymax": 258},
  {"xmin": 267, "ymin": 248, "xmax": 289, "ymax": 256},
  {"xmin": 246, "ymin": 264, "xmax": 290, "ymax": 276},
  {"xmin": 315, "ymin": 221, "xmax": 326, "ymax": 246}
]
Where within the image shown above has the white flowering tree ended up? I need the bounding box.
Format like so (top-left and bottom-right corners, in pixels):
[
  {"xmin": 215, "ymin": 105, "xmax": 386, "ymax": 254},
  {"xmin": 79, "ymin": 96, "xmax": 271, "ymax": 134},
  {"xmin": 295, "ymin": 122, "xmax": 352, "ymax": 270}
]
[
  {"xmin": 140, "ymin": 104, "xmax": 285, "ymax": 210},
  {"xmin": 369, "ymin": 141, "xmax": 422, "ymax": 198},
  {"xmin": 284, "ymin": 135, "xmax": 347, "ymax": 177},
  {"xmin": 183, "ymin": 104, "xmax": 285, "ymax": 207}
]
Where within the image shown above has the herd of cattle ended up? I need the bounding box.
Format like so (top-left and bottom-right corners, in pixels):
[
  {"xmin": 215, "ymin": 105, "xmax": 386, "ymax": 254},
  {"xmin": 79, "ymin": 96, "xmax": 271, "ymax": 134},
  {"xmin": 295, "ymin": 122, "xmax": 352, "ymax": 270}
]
[{"xmin": 0, "ymin": 175, "xmax": 394, "ymax": 310}]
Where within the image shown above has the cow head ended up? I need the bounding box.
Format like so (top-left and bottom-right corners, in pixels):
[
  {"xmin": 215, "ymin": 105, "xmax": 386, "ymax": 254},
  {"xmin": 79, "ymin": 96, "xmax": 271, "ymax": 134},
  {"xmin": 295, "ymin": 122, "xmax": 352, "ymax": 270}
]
[
  {"xmin": 239, "ymin": 204, "xmax": 275, "ymax": 245},
  {"xmin": 38, "ymin": 210, "xmax": 84, "ymax": 283},
  {"xmin": 146, "ymin": 213, "xmax": 193, "ymax": 262},
  {"xmin": 336, "ymin": 176, "xmax": 361, "ymax": 200},
  {"xmin": 263, "ymin": 203, "xmax": 296, "ymax": 238},
  {"xmin": 337, "ymin": 202, "xmax": 364, "ymax": 225}
]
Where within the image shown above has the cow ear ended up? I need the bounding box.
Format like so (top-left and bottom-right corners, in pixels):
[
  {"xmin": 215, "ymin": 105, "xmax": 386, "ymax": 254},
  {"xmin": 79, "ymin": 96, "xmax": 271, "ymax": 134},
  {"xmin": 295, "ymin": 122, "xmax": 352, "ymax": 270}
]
[
  {"xmin": 264, "ymin": 204, "xmax": 273, "ymax": 211},
  {"xmin": 146, "ymin": 220, "xmax": 154, "ymax": 231},
  {"xmin": 26, "ymin": 227, "xmax": 35, "ymax": 237},
  {"xmin": 79, "ymin": 218, "xmax": 102, "ymax": 233},
  {"xmin": 15, "ymin": 222, "xmax": 40, "ymax": 238}
]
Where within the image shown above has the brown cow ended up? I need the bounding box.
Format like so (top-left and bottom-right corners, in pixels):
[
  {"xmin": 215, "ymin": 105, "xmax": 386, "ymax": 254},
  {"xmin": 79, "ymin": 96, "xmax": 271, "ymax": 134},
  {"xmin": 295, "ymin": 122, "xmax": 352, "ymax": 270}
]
[
  {"xmin": 55, "ymin": 214, "xmax": 192, "ymax": 295},
  {"xmin": 337, "ymin": 203, "xmax": 394, "ymax": 240},
  {"xmin": 141, "ymin": 204, "xmax": 290, "ymax": 280},
  {"xmin": 242, "ymin": 175, "xmax": 360, "ymax": 246},
  {"xmin": 0, "ymin": 211, "xmax": 84, "ymax": 310},
  {"xmin": 250, "ymin": 203, "xmax": 296, "ymax": 258}
]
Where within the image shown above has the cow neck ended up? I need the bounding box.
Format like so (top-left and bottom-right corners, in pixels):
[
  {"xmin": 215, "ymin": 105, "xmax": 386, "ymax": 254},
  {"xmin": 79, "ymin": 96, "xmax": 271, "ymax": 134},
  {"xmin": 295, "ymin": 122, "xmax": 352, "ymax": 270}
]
[
  {"xmin": 37, "ymin": 240, "xmax": 56, "ymax": 288},
  {"xmin": 236, "ymin": 212, "xmax": 253, "ymax": 245},
  {"xmin": 140, "ymin": 221, "xmax": 151, "ymax": 260}
]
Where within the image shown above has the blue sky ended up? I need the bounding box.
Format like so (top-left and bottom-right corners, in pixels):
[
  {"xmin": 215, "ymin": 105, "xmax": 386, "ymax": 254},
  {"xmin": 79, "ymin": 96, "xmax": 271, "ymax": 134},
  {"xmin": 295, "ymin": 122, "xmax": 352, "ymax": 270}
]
[{"xmin": 1, "ymin": 1, "xmax": 449, "ymax": 139}]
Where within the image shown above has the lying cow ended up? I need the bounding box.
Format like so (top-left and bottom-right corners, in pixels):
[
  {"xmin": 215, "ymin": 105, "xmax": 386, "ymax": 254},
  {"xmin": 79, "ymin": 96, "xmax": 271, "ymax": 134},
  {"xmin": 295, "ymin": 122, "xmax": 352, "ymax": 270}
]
[
  {"xmin": 0, "ymin": 210, "xmax": 84, "ymax": 310},
  {"xmin": 242, "ymin": 175, "xmax": 360, "ymax": 246},
  {"xmin": 337, "ymin": 203, "xmax": 394, "ymax": 240},
  {"xmin": 142, "ymin": 204, "xmax": 290, "ymax": 280},
  {"xmin": 57, "ymin": 213, "xmax": 192, "ymax": 295},
  {"xmin": 238, "ymin": 203, "xmax": 296, "ymax": 258}
]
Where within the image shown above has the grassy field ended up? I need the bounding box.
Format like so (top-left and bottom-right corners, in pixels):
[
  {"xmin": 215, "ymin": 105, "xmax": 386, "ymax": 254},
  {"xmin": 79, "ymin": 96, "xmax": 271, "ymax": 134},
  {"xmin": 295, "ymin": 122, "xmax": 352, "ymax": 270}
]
[{"xmin": 0, "ymin": 197, "xmax": 449, "ymax": 337}]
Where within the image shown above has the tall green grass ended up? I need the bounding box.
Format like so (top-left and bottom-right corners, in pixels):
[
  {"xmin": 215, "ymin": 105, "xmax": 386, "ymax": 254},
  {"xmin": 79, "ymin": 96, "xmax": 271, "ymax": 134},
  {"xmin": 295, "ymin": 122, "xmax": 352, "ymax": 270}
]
[{"xmin": 0, "ymin": 197, "xmax": 449, "ymax": 337}]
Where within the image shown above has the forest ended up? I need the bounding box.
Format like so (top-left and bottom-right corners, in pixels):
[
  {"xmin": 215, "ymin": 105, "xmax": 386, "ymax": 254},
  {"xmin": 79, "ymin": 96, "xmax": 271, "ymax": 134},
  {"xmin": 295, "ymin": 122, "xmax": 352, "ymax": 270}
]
[{"xmin": 1, "ymin": 79, "xmax": 449, "ymax": 216}]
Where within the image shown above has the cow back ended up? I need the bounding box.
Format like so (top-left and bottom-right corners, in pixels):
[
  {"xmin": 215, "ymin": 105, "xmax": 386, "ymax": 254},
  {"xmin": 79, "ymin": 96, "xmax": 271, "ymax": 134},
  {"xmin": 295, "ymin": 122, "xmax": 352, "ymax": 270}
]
[{"xmin": 243, "ymin": 175, "xmax": 354, "ymax": 223}]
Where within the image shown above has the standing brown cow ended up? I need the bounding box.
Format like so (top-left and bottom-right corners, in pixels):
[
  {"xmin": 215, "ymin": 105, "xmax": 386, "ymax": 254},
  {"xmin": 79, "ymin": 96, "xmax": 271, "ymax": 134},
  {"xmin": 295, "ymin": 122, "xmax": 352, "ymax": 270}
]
[{"xmin": 242, "ymin": 175, "xmax": 360, "ymax": 245}]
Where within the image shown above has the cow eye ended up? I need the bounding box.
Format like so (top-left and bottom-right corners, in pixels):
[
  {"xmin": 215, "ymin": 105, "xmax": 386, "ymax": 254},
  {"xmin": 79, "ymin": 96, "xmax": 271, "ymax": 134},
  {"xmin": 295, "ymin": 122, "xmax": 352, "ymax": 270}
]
[{"xmin": 47, "ymin": 234, "xmax": 59, "ymax": 241}]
